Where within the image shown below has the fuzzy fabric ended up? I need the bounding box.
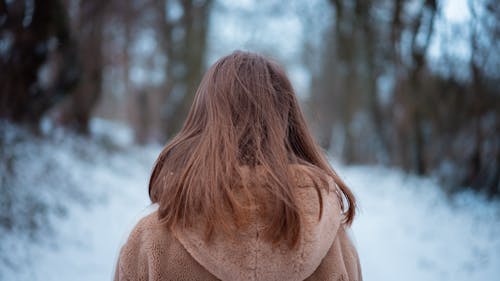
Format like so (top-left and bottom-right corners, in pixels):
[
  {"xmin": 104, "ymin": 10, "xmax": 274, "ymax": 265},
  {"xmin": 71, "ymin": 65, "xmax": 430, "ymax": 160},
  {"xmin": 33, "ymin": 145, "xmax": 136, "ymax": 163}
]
[{"xmin": 114, "ymin": 165, "xmax": 362, "ymax": 281}]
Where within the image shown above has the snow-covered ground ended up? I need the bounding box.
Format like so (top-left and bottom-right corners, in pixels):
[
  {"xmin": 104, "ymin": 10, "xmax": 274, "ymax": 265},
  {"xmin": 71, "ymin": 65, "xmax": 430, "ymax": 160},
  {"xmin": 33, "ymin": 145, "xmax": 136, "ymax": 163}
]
[
  {"xmin": 1, "ymin": 121, "xmax": 499, "ymax": 281},
  {"xmin": 0, "ymin": 120, "xmax": 160, "ymax": 281},
  {"xmin": 340, "ymin": 165, "xmax": 500, "ymax": 281}
]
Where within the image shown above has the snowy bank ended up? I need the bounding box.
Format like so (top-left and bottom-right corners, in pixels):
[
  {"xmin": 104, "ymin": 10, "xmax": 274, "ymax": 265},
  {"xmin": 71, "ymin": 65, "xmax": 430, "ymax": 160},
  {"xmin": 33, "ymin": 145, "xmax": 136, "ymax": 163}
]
[
  {"xmin": 340, "ymin": 164, "xmax": 500, "ymax": 281},
  {"xmin": 0, "ymin": 120, "xmax": 160, "ymax": 280}
]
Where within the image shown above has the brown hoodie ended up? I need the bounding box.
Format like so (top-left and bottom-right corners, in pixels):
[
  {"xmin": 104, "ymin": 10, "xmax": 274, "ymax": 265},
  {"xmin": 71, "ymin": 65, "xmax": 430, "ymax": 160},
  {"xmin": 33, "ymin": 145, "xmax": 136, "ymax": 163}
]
[{"xmin": 114, "ymin": 165, "xmax": 362, "ymax": 281}]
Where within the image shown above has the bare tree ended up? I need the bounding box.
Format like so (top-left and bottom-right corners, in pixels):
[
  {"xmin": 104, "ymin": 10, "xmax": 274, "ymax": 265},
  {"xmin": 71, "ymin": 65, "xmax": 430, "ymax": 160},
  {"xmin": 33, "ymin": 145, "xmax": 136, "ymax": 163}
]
[
  {"xmin": 308, "ymin": 0, "xmax": 499, "ymax": 195},
  {"xmin": 56, "ymin": 0, "xmax": 109, "ymax": 134},
  {"xmin": 0, "ymin": 0, "xmax": 79, "ymax": 130},
  {"xmin": 154, "ymin": 0, "xmax": 213, "ymax": 140}
]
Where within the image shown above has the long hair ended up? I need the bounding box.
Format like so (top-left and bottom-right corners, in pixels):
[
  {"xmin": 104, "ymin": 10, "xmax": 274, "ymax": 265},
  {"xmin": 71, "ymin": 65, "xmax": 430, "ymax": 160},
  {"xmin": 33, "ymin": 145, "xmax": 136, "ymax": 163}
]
[{"xmin": 149, "ymin": 51, "xmax": 356, "ymax": 247}]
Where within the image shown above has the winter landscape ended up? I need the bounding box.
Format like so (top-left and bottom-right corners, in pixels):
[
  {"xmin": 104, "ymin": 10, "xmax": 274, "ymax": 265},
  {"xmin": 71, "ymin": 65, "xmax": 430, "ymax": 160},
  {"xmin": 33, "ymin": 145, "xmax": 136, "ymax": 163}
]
[
  {"xmin": 1, "ymin": 120, "xmax": 499, "ymax": 281},
  {"xmin": 1, "ymin": 0, "xmax": 499, "ymax": 280}
]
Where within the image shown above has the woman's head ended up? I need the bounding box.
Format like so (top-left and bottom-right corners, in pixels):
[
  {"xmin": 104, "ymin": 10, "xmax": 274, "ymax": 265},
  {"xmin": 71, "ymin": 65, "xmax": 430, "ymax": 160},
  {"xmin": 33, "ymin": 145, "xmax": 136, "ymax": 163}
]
[{"xmin": 149, "ymin": 51, "xmax": 356, "ymax": 247}]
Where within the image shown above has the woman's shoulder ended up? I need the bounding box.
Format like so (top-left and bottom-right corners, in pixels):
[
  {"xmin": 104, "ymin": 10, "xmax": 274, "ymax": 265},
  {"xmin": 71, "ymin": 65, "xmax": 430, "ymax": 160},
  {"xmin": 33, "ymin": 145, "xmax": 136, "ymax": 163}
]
[
  {"xmin": 116, "ymin": 211, "xmax": 173, "ymax": 272},
  {"xmin": 119, "ymin": 210, "xmax": 173, "ymax": 256},
  {"xmin": 116, "ymin": 211, "xmax": 212, "ymax": 280},
  {"xmin": 127, "ymin": 210, "xmax": 169, "ymax": 240}
]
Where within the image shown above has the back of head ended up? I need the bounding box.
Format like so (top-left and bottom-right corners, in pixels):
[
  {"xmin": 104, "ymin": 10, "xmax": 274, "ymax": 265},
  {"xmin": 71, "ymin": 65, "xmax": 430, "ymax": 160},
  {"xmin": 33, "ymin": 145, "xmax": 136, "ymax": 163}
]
[{"xmin": 148, "ymin": 51, "xmax": 356, "ymax": 247}]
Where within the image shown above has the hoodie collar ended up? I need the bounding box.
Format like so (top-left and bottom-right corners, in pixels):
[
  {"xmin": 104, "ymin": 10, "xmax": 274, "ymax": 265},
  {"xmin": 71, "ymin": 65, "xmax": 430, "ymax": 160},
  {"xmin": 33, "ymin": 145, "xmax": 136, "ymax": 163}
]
[{"xmin": 174, "ymin": 165, "xmax": 342, "ymax": 281}]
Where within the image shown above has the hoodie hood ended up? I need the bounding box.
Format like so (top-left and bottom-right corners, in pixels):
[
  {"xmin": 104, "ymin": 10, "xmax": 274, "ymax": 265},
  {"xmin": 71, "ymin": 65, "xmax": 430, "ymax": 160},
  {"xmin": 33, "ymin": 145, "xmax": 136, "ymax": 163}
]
[{"xmin": 173, "ymin": 165, "xmax": 342, "ymax": 281}]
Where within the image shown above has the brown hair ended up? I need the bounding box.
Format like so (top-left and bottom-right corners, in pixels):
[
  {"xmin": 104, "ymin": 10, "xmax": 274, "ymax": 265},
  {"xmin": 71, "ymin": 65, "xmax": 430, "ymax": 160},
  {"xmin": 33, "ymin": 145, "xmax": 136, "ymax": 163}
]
[{"xmin": 149, "ymin": 51, "xmax": 356, "ymax": 247}]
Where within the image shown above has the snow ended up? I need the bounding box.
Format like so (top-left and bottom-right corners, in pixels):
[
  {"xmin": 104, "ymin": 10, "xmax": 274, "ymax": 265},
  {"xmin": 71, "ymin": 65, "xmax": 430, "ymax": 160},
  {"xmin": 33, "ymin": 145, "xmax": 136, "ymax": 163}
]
[
  {"xmin": 0, "ymin": 120, "xmax": 160, "ymax": 281},
  {"xmin": 339, "ymin": 164, "xmax": 500, "ymax": 281},
  {"xmin": 1, "ymin": 121, "xmax": 499, "ymax": 281}
]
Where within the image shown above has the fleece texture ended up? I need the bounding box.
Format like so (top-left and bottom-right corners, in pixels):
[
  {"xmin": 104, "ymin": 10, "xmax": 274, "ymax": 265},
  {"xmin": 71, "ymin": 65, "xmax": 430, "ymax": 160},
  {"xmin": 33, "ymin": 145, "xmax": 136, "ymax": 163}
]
[{"xmin": 114, "ymin": 165, "xmax": 362, "ymax": 281}]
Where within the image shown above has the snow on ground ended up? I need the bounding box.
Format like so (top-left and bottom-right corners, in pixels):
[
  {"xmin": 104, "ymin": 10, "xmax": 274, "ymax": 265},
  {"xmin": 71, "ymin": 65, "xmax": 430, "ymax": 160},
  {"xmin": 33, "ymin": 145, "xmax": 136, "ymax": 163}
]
[
  {"xmin": 22, "ymin": 149, "xmax": 157, "ymax": 281},
  {"xmin": 339, "ymin": 165, "xmax": 500, "ymax": 281},
  {"xmin": 0, "ymin": 120, "xmax": 161, "ymax": 281},
  {"xmin": 1, "ymin": 121, "xmax": 499, "ymax": 281}
]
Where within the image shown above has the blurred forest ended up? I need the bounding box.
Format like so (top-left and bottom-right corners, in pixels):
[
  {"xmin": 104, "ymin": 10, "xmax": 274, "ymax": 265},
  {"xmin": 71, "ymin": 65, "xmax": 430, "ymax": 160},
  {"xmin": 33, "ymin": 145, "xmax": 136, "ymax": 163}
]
[{"xmin": 0, "ymin": 0, "xmax": 499, "ymax": 195}]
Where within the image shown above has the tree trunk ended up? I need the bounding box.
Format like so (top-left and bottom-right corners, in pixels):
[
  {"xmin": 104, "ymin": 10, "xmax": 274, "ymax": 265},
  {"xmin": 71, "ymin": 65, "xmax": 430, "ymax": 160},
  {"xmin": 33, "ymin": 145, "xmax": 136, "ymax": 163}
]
[
  {"xmin": 57, "ymin": 0, "xmax": 107, "ymax": 134},
  {"xmin": 0, "ymin": 0, "xmax": 77, "ymax": 129},
  {"xmin": 156, "ymin": 0, "xmax": 213, "ymax": 141}
]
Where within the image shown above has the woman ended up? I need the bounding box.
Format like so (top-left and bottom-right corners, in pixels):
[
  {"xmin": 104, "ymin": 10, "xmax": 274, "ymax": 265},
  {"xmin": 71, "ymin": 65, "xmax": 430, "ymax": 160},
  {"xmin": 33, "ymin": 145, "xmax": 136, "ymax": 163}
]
[{"xmin": 114, "ymin": 51, "xmax": 362, "ymax": 281}]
